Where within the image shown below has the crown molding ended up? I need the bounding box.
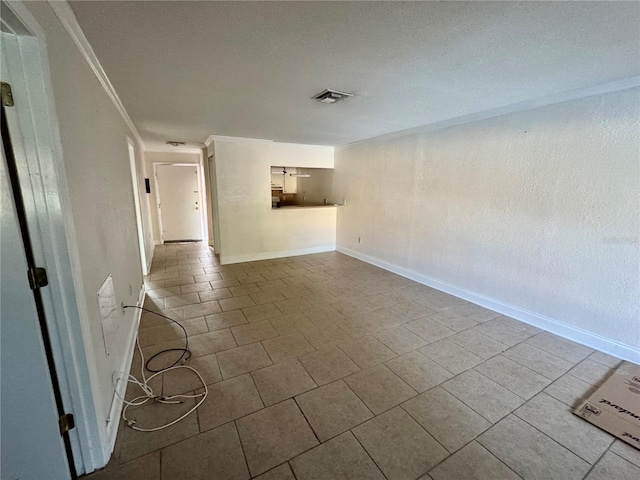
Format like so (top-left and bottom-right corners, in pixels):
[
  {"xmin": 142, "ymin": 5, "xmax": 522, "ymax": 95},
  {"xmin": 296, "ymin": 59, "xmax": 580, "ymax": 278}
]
[
  {"xmin": 210, "ymin": 135, "xmax": 273, "ymax": 145},
  {"xmin": 47, "ymin": 1, "xmax": 145, "ymax": 149},
  {"xmin": 144, "ymin": 147, "xmax": 204, "ymax": 156}
]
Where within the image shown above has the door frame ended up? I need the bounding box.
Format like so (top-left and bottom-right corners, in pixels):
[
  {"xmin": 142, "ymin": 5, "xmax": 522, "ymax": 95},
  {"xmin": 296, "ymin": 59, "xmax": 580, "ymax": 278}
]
[
  {"xmin": 152, "ymin": 157, "xmax": 208, "ymax": 244},
  {"xmin": 127, "ymin": 137, "xmax": 149, "ymax": 274},
  {"xmin": 1, "ymin": 1, "xmax": 105, "ymax": 474}
]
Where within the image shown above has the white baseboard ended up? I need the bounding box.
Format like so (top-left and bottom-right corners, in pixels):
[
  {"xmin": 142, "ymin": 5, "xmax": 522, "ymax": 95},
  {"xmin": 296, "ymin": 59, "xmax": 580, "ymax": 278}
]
[
  {"xmin": 338, "ymin": 246, "xmax": 640, "ymax": 364},
  {"xmin": 221, "ymin": 244, "xmax": 336, "ymax": 265},
  {"xmin": 103, "ymin": 284, "xmax": 145, "ymax": 462}
]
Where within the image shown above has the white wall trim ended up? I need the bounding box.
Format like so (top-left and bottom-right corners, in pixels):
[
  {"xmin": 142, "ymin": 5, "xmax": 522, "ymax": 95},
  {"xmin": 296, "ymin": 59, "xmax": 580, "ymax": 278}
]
[
  {"xmin": 337, "ymin": 246, "xmax": 640, "ymax": 364},
  {"xmin": 46, "ymin": 0, "xmax": 145, "ymax": 149},
  {"xmin": 204, "ymin": 135, "xmax": 215, "ymax": 148},
  {"xmin": 272, "ymin": 142, "xmax": 334, "ymax": 151},
  {"xmin": 345, "ymin": 76, "xmax": 640, "ymax": 148},
  {"xmin": 103, "ymin": 285, "xmax": 145, "ymax": 461},
  {"xmin": 144, "ymin": 147, "xmax": 205, "ymax": 155},
  {"xmin": 211, "ymin": 135, "xmax": 273, "ymax": 144},
  {"xmin": 221, "ymin": 245, "xmax": 336, "ymax": 265}
]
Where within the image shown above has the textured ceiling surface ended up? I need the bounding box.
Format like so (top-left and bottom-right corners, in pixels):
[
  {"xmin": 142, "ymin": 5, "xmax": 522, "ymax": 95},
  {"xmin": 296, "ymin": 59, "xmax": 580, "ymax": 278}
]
[{"xmin": 69, "ymin": 1, "xmax": 640, "ymax": 147}]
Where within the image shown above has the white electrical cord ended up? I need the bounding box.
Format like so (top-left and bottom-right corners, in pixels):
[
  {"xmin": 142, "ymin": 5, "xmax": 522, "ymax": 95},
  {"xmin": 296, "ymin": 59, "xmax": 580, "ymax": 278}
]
[{"xmin": 113, "ymin": 331, "xmax": 208, "ymax": 432}]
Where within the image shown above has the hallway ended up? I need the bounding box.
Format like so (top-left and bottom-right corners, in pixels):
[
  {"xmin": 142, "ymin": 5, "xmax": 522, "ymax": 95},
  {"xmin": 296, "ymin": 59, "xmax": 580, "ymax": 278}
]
[{"xmin": 86, "ymin": 243, "xmax": 639, "ymax": 480}]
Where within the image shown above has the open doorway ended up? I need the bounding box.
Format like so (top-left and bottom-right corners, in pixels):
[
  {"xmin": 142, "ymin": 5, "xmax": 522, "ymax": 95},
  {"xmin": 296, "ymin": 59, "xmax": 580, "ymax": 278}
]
[{"xmin": 154, "ymin": 163, "xmax": 204, "ymax": 242}]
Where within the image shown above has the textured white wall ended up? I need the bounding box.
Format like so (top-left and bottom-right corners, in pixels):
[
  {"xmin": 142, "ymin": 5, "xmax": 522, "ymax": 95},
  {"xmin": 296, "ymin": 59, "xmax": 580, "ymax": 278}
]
[
  {"xmin": 335, "ymin": 88, "xmax": 639, "ymax": 355},
  {"xmin": 23, "ymin": 0, "xmax": 148, "ymax": 460},
  {"xmin": 213, "ymin": 140, "xmax": 336, "ymax": 263}
]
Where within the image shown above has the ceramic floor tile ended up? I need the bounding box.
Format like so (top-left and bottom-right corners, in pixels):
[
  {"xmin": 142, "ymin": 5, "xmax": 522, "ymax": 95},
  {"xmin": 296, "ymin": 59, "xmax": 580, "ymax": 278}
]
[
  {"xmin": 471, "ymin": 320, "xmax": 534, "ymax": 347},
  {"xmin": 188, "ymin": 329, "xmax": 237, "ymax": 358},
  {"xmin": 428, "ymin": 441, "xmax": 522, "ymax": 480},
  {"xmin": 503, "ymin": 343, "xmax": 572, "ymax": 380},
  {"xmin": 478, "ymin": 415, "xmax": 591, "ymax": 480},
  {"xmin": 525, "ymin": 332, "xmax": 593, "ymax": 364},
  {"xmin": 514, "ymin": 392, "xmax": 613, "ymax": 464},
  {"xmin": 117, "ymin": 451, "xmax": 161, "ymax": 480},
  {"xmin": 385, "ymin": 350, "xmax": 453, "ymax": 392},
  {"xmin": 298, "ymin": 323, "xmax": 351, "ymax": 349},
  {"xmin": 211, "ymin": 278, "xmax": 241, "ymax": 290},
  {"xmin": 162, "ymin": 353, "xmax": 222, "ymax": 395},
  {"xmin": 206, "ymin": 310, "xmax": 248, "ymax": 331},
  {"xmin": 290, "ymin": 432, "xmax": 385, "ymax": 480},
  {"xmin": 419, "ymin": 339, "xmax": 483, "ymax": 375},
  {"xmin": 242, "ymin": 303, "xmax": 282, "ymax": 322},
  {"xmin": 253, "ymin": 463, "xmax": 296, "ymax": 480},
  {"xmin": 182, "ymin": 300, "xmax": 222, "ymax": 319},
  {"xmin": 374, "ymin": 325, "xmax": 428, "ymax": 354},
  {"xmin": 236, "ymin": 399, "xmax": 319, "ymax": 477},
  {"xmin": 262, "ymin": 332, "xmax": 315, "ymax": 363},
  {"xmin": 391, "ymin": 300, "xmax": 435, "ymax": 320},
  {"xmin": 568, "ymin": 358, "xmax": 615, "ymax": 386},
  {"xmin": 298, "ymin": 346, "xmax": 361, "ymax": 386},
  {"xmin": 585, "ymin": 451, "xmax": 640, "ymax": 480},
  {"xmin": 588, "ymin": 351, "xmax": 623, "ymax": 369},
  {"xmin": 217, "ymin": 342, "xmax": 273, "ymax": 379},
  {"xmin": 165, "ymin": 293, "xmax": 201, "ymax": 308},
  {"xmin": 270, "ymin": 313, "xmax": 315, "ymax": 335},
  {"xmin": 447, "ymin": 330, "xmax": 508, "ymax": 359},
  {"xmin": 338, "ymin": 335, "xmax": 397, "ymax": 369},
  {"xmin": 344, "ymin": 364, "xmax": 417, "ymax": 414},
  {"xmin": 219, "ymin": 295, "xmax": 256, "ymax": 312},
  {"xmin": 197, "ymin": 374, "xmax": 264, "ymax": 432},
  {"xmin": 251, "ymin": 359, "xmax": 317, "ymax": 406},
  {"xmin": 353, "ymin": 406, "xmax": 448, "ymax": 480},
  {"xmin": 296, "ymin": 380, "xmax": 373, "ymax": 442},
  {"xmin": 161, "ymin": 423, "xmax": 249, "ymax": 480},
  {"xmin": 403, "ymin": 386, "xmax": 491, "ymax": 453},
  {"xmin": 442, "ymin": 370, "xmax": 524, "ymax": 423},
  {"xmin": 404, "ymin": 317, "xmax": 456, "ymax": 343},
  {"xmin": 199, "ymin": 288, "xmax": 233, "ymax": 302},
  {"xmin": 474, "ymin": 355, "xmax": 551, "ymax": 399},
  {"xmin": 231, "ymin": 320, "xmax": 279, "ymax": 346},
  {"xmin": 164, "ymin": 316, "xmax": 209, "ymax": 340},
  {"xmin": 229, "ymin": 284, "xmax": 262, "ymax": 297},
  {"xmin": 275, "ymin": 297, "xmax": 314, "ymax": 314},
  {"xmin": 610, "ymin": 440, "xmax": 640, "ymax": 467},
  {"xmin": 416, "ymin": 292, "xmax": 466, "ymax": 312},
  {"xmin": 544, "ymin": 373, "xmax": 598, "ymax": 408},
  {"xmin": 447, "ymin": 303, "xmax": 501, "ymax": 322},
  {"xmin": 118, "ymin": 398, "xmax": 200, "ymax": 462},
  {"xmin": 428, "ymin": 310, "xmax": 480, "ymax": 332},
  {"xmin": 250, "ymin": 290, "xmax": 287, "ymax": 306}
]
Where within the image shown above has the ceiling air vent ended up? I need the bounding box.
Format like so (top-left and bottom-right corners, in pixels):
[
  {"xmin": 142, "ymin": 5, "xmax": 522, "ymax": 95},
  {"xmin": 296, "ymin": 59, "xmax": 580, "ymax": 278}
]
[{"xmin": 312, "ymin": 89, "xmax": 353, "ymax": 104}]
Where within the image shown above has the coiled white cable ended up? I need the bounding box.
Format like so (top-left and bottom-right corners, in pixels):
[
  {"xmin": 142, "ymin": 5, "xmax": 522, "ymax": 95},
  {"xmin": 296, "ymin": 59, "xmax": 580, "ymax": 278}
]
[{"xmin": 113, "ymin": 314, "xmax": 208, "ymax": 432}]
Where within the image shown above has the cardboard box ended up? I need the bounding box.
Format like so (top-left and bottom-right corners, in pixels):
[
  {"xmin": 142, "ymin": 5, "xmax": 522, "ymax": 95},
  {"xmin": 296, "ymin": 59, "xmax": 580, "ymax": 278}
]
[{"xmin": 574, "ymin": 361, "xmax": 640, "ymax": 450}]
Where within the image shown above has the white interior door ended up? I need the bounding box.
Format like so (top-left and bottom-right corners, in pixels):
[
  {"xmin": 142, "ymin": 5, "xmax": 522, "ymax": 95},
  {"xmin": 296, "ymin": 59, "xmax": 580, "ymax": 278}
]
[
  {"xmin": 1, "ymin": 126, "xmax": 71, "ymax": 480},
  {"xmin": 156, "ymin": 164, "xmax": 202, "ymax": 242}
]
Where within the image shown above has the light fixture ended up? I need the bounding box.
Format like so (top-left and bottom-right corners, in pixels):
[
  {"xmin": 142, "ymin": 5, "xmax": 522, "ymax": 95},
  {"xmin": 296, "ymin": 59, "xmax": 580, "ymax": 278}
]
[
  {"xmin": 290, "ymin": 173, "xmax": 311, "ymax": 178},
  {"xmin": 166, "ymin": 141, "xmax": 186, "ymax": 146},
  {"xmin": 312, "ymin": 88, "xmax": 353, "ymax": 104}
]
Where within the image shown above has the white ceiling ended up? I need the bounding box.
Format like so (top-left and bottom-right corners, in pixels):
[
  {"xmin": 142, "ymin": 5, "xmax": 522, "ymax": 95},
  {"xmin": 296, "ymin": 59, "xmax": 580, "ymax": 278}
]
[{"xmin": 69, "ymin": 1, "xmax": 640, "ymax": 148}]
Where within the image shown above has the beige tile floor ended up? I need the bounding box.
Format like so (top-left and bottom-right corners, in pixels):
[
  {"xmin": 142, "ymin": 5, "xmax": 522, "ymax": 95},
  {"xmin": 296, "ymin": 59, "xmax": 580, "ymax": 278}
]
[{"xmin": 84, "ymin": 243, "xmax": 640, "ymax": 480}]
